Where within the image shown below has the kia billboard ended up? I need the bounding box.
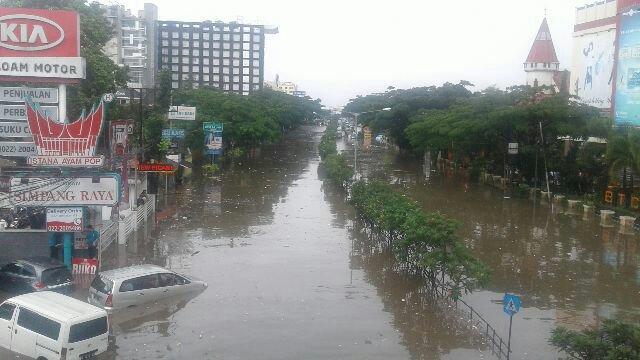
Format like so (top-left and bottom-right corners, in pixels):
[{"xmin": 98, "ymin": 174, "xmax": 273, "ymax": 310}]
[
  {"xmin": 0, "ymin": 7, "xmax": 84, "ymax": 80},
  {"xmin": 615, "ymin": 7, "xmax": 640, "ymax": 126}
]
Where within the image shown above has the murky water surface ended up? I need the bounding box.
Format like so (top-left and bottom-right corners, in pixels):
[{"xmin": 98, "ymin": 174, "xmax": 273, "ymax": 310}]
[{"xmin": 98, "ymin": 126, "xmax": 639, "ymax": 359}]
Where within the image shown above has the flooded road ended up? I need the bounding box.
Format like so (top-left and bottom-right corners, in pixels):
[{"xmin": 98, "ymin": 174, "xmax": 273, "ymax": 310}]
[
  {"xmin": 100, "ymin": 126, "xmax": 640, "ymax": 359},
  {"xmin": 105, "ymin": 126, "xmax": 479, "ymax": 359}
]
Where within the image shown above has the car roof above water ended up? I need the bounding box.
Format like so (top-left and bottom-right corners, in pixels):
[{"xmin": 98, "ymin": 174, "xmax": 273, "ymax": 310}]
[
  {"xmin": 18, "ymin": 257, "xmax": 67, "ymax": 270},
  {"xmin": 98, "ymin": 264, "xmax": 169, "ymax": 281},
  {"xmin": 7, "ymin": 291, "xmax": 105, "ymax": 322}
]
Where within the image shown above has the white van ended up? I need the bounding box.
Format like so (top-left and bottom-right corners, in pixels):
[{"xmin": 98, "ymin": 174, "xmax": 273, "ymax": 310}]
[{"xmin": 0, "ymin": 291, "xmax": 109, "ymax": 360}]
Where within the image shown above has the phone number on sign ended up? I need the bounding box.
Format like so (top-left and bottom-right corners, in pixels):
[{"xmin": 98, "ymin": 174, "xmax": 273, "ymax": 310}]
[{"xmin": 47, "ymin": 225, "xmax": 82, "ymax": 232}]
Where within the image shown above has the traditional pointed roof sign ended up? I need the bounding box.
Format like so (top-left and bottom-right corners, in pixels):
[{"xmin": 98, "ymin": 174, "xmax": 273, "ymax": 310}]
[{"xmin": 525, "ymin": 18, "xmax": 559, "ymax": 64}]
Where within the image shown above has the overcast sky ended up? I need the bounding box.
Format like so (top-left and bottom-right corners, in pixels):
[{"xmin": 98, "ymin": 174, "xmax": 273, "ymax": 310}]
[{"xmin": 104, "ymin": 0, "xmax": 588, "ymax": 107}]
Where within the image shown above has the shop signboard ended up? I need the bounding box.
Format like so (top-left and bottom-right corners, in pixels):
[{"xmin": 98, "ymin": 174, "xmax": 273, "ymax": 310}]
[
  {"xmin": 109, "ymin": 119, "xmax": 132, "ymax": 157},
  {"xmin": 9, "ymin": 175, "xmax": 119, "ymax": 206},
  {"xmin": 0, "ymin": 104, "xmax": 58, "ymax": 121},
  {"xmin": 572, "ymin": 30, "xmax": 616, "ymax": 109},
  {"xmin": 46, "ymin": 207, "xmax": 83, "ymax": 232},
  {"xmin": 0, "ymin": 122, "xmax": 31, "ymax": 137},
  {"xmin": 167, "ymin": 106, "xmax": 196, "ymax": 121},
  {"xmin": 0, "ymin": 141, "xmax": 36, "ymax": 156},
  {"xmin": 0, "ymin": 86, "xmax": 58, "ymax": 103},
  {"xmin": 162, "ymin": 128, "xmax": 184, "ymax": 153},
  {"xmin": 615, "ymin": 7, "xmax": 640, "ymax": 126},
  {"xmin": 203, "ymin": 122, "xmax": 223, "ymax": 155},
  {"xmin": 72, "ymin": 257, "xmax": 98, "ymax": 275},
  {"xmin": 25, "ymin": 99, "xmax": 105, "ymax": 167},
  {"xmin": 0, "ymin": 8, "xmax": 84, "ymax": 81},
  {"xmin": 137, "ymin": 163, "xmax": 175, "ymax": 173}
]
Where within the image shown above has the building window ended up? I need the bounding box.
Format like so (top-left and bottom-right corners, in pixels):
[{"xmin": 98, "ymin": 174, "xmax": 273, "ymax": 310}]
[
  {"xmin": 182, "ymin": 65, "xmax": 189, "ymax": 72},
  {"xmin": 203, "ymin": 33, "xmax": 210, "ymax": 40},
  {"xmin": 253, "ymin": 34, "xmax": 260, "ymax": 42},
  {"xmin": 222, "ymin": 59, "xmax": 230, "ymax": 66},
  {"xmin": 223, "ymin": 43, "xmax": 230, "ymax": 50},
  {"xmin": 223, "ymin": 33, "xmax": 230, "ymax": 41},
  {"xmin": 222, "ymin": 67, "xmax": 230, "ymax": 74},
  {"xmin": 193, "ymin": 49, "xmax": 200, "ymax": 56},
  {"xmin": 203, "ymin": 42, "xmax": 210, "ymax": 48},
  {"xmin": 212, "ymin": 59, "xmax": 220, "ymax": 66},
  {"xmin": 172, "ymin": 40, "xmax": 179, "ymax": 47},
  {"xmin": 171, "ymin": 64, "xmax": 178, "ymax": 71},
  {"xmin": 172, "ymin": 57, "xmax": 179, "ymax": 64},
  {"xmin": 253, "ymin": 76, "xmax": 259, "ymax": 83},
  {"xmin": 233, "ymin": 83, "xmax": 239, "ymax": 91},
  {"xmin": 162, "ymin": 56, "xmax": 169, "ymax": 63},
  {"xmin": 233, "ymin": 59, "xmax": 240, "ymax": 66},
  {"xmin": 162, "ymin": 31, "xmax": 168, "ymax": 38},
  {"xmin": 223, "ymin": 75, "xmax": 230, "ymax": 82},
  {"xmin": 172, "ymin": 48, "xmax": 179, "ymax": 55},
  {"xmin": 233, "ymin": 51, "xmax": 240, "ymax": 58},
  {"xmin": 162, "ymin": 48, "xmax": 169, "ymax": 55},
  {"xmin": 253, "ymin": 51, "xmax": 260, "ymax": 59},
  {"xmin": 203, "ymin": 74, "xmax": 210, "ymax": 82},
  {"xmin": 172, "ymin": 82, "xmax": 179, "ymax": 88},
  {"xmin": 213, "ymin": 75, "xmax": 219, "ymax": 82},
  {"xmin": 243, "ymin": 50, "xmax": 250, "ymax": 59},
  {"xmin": 203, "ymin": 66, "xmax": 210, "ymax": 73},
  {"xmin": 252, "ymin": 44, "xmax": 260, "ymax": 51},
  {"xmin": 212, "ymin": 66, "xmax": 219, "ymax": 74},
  {"xmin": 172, "ymin": 32, "xmax": 179, "ymax": 39},
  {"xmin": 243, "ymin": 67, "xmax": 250, "ymax": 75},
  {"xmin": 203, "ymin": 58, "xmax": 210, "ymax": 65},
  {"xmin": 213, "ymin": 42, "xmax": 220, "ymax": 49},
  {"xmin": 252, "ymin": 60, "xmax": 259, "ymax": 67},
  {"xmin": 172, "ymin": 73, "xmax": 178, "ymax": 80},
  {"xmin": 203, "ymin": 50, "xmax": 210, "ymax": 57},
  {"xmin": 243, "ymin": 75, "xmax": 249, "ymax": 83},
  {"xmin": 233, "ymin": 75, "xmax": 239, "ymax": 82},
  {"xmin": 233, "ymin": 67, "xmax": 239, "ymax": 75},
  {"xmin": 193, "ymin": 58, "xmax": 200, "ymax": 64},
  {"xmin": 233, "ymin": 34, "xmax": 240, "ymax": 41},
  {"xmin": 182, "ymin": 32, "xmax": 189, "ymax": 39},
  {"xmin": 233, "ymin": 43, "xmax": 240, "ymax": 50},
  {"xmin": 181, "ymin": 57, "xmax": 188, "ymax": 64},
  {"xmin": 182, "ymin": 40, "xmax": 189, "ymax": 47},
  {"xmin": 223, "ymin": 51, "xmax": 230, "ymax": 58},
  {"xmin": 243, "ymin": 84, "xmax": 249, "ymax": 91},
  {"xmin": 212, "ymin": 33, "xmax": 220, "ymax": 40},
  {"xmin": 162, "ymin": 39, "xmax": 169, "ymax": 46},
  {"xmin": 193, "ymin": 32, "xmax": 199, "ymax": 39},
  {"xmin": 182, "ymin": 49, "xmax": 189, "ymax": 56}
]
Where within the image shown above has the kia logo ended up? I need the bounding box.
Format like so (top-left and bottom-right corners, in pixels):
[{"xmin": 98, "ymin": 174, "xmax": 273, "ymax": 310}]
[{"xmin": 0, "ymin": 14, "xmax": 64, "ymax": 51}]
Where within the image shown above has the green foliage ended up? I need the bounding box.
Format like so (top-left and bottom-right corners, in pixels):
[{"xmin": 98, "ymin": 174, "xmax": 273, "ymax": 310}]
[
  {"xmin": 323, "ymin": 154, "xmax": 353, "ymax": 188},
  {"xmin": 607, "ymin": 128, "xmax": 640, "ymax": 191},
  {"xmin": 143, "ymin": 112, "xmax": 167, "ymax": 160},
  {"xmin": 171, "ymin": 88, "xmax": 323, "ymax": 168},
  {"xmin": 350, "ymin": 181, "xmax": 490, "ymax": 295},
  {"xmin": 550, "ymin": 320, "xmax": 640, "ymax": 360},
  {"xmin": 343, "ymin": 82, "xmax": 474, "ymax": 149},
  {"xmin": 0, "ymin": 0, "xmax": 129, "ymax": 118},
  {"xmin": 319, "ymin": 127, "xmax": 338, "ymax": 160},
  {"xmin": 201, "ymin": 164, "xmax": 220, "ymax": 177}
]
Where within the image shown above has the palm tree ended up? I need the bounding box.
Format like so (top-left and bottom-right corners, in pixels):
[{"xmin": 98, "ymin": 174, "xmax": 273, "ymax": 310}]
[{"xmin": 606, "ymin": 128, "xmax": 640, "ymax": 205}]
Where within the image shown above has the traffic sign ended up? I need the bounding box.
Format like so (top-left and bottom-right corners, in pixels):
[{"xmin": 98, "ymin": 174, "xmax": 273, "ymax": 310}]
[
  {"xmin": 0, "ymin": 86, "xmax": 58, "ymax": 103},
  {"xmin": 0, "ymin": 104, "xmax": 58, "ymax": 121},
  {"xmin": 503, "ymin": 294, "xmax": 521, "ymax": 316}
]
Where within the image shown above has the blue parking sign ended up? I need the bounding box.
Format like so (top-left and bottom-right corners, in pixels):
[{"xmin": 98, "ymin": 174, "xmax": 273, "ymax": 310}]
[{"xmin": 503, "ymin": 294, "xmax": 521, "ymax": 316}]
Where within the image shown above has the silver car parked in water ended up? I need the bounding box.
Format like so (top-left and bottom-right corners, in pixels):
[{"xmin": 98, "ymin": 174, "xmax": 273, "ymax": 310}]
[{"xmin": 87, "ymin": 264, "xmax": 207, "ymax": 312}]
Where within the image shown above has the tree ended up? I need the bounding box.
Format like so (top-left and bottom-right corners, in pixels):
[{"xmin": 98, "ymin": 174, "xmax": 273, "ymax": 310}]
[
  {"xmin": 606, "ymin": 128, "xmax": 640, "ymax": 201},
  {"xmin": 551, "ymin": 320, "xmax": 640, "ymax": 359}
]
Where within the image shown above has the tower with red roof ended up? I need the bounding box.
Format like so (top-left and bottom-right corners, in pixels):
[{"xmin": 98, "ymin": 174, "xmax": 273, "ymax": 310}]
[{"xmin": 524, "ymin": 18, "xmax": 562, "ymax": 90}]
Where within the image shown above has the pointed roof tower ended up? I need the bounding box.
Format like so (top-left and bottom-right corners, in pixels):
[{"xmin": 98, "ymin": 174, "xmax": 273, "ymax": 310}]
[{"xmin": 525, "ymin": 18, "xmax": 559, "ymax": 64}]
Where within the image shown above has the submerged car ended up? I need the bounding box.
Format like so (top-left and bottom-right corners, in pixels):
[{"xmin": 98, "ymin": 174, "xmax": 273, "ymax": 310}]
[
  {"xmin": 88, "ymin": 264, "xmax": 207, "ymax": 312},
  {"xmin": 0, "ymin": 257, "xmax": 74, "ymax": 295}
]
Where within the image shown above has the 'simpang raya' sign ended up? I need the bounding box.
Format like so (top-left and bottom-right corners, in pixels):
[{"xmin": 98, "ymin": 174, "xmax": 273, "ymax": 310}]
[
  {"xmin": 0, "ymin": 8, "xmax": 84, "ymax": 80},
  {"xmin": 615, "ymin": 7, "xmax": 640, "ymax": 126}
]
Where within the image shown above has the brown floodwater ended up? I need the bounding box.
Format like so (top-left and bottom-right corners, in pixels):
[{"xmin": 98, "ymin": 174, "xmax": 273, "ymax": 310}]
[{"xmin": 94, "ymin": 125, "xmax": 638, "ymax": 359}]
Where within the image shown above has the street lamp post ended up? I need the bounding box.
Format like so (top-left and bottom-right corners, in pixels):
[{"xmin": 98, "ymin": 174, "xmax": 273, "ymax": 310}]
[{"xmin": 348, "ymin": 108, "xmax": 391, "ymax": 180}]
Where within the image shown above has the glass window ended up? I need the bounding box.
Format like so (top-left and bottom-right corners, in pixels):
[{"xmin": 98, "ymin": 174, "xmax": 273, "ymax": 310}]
[
  {"xmin": 213, "ymin": 75, "xmax": 220, "ymax": 82},
  {"xmin": 233, "ymin": 75, "xmax": 239, "ymax": 82},
  {"xmin": 203, "ymin": 66, "xmax": 210, "ymax": 73},
  {"xmin": 172, "ymin": 40, "xmax": 179, "ymax": 47},
  {"xmin": 182, "ymin": 65, "xmax": 189, "ymax": 72},
  {"xmin": 203, "ymin": 50, "xmax": 210, "ymax": 57},
  {"xmin": 243, "ymin": 67, "xmax": 250, "ymax": 75},
  {"xmin": 233, "ymin": 68, "xmax": 240, "ymax": 75},
  {"xmin": 203, "ymin": 74, "xmax": 210, "ymax": 82},
  {"xmin": 172, "ymin": 32, "xmax": 179, "ymax": 39},
  {"xmin": 232, "ymin": 51, "xmax": 239, "ymax": 58},
  {"xmin": 233, "ymin": 34, "xmax": 240, "ymax": 41},
  {"xmin": 0, "ymin": 303, "xmax": 15, "ymax": 321},
  {"xmin": 172, "ymin": 73, "xmax": 178, "ymax": 80},
  {"xmin": 193, "ymin": 58, "xmax": 200, "ymax": 64},
  {"xmin": 253, "ymin": 76, "xmax": 260, "ymax": 83},
  {"xmin": 223, "ymin": 43, "xmax": 230, "ymax": 50},
  {"xmin": 253, "ymin": 34, "xmax": 260, "ymax": 42},
  {"xmin": 212, "ymin": 59, "xmax": 220, "ymax": 66},
  {"xmin": 243, "ymin": 50, "xmax": 250, "ymax": 59},
  {"xmin": 161, "ymin": 48, "xmax": 168, "ymax": 55},
  {"xmin": 233, "ymin": 84, "xmax": 239, "ymax": 91},
  {"xmin": 162, "ymin": 31, "xmax": 168, "ymax": 38},
  {"xmin": 171, "ymin": 65, "xmax": 179, "ymax": 71},
  {"xmin": 243, "ymin": 33, "xmax": 250, "ymax": 42},
  {"xmin": 253, "ymin": 44, "xmax": 260, "ymax": 51},
  {"xmin": 253, "ymin": 51, "xmax": 260, "ymax": 59},
  {"xmin": 243, "ymin": 84, "xmax": 249, "ymax": 91},
  {"xmin": 213, "ymin": 50, "xmax": 220, "ymax": 57},
  {"xmin": 222, "ymin": 67, "xmax": 230, "ymax": 74},
  {"xmin": 182, "ymin": 49, "xmax": 189, "ymax": 56},
  {"xmin": 223, "ymin": 59, "xmax": 230, "ymax": 66},
  {"xmin": 252, "ymin": 60, "xmax": 259, "ymax": 67},
  {"xmin": 203, "ymin": 58, "xmax": 210, "ymax": 65},
  {"xmin": 193, "ymin": 32, "xmax": 199, "ymax": 39},
  {"xmin": 242, "ymin": 59, "xmax": 249, "ymax": 67},
  {"xmin": 172, "ymin": 82, "xmax": 179, "ymax": 89},
  {"xmin": 203, "ymin": 41, "xmax": 210, "ymax": 48},
  {"xmin": 193, "ymin": 49, "xmax": 200, "ymax": 56},
  {"xmin": 172, "ymin": 48, "xmax": 179, "ymax": 55},
  {"xmin": 192, "ymin": 66, "xmax": 199, "ymax": 72},
  {"xmin": 182, "ymin": 32, "xmax": 189, "ymax": 39},
  {"xmin": 233, "ymin": 43, "xmax": 240, "ymax": 50},
  {"xmin": 69, "ymin": 317, "xmax": 108, "ymax": 343},
  {"xmin": 233, "ymin": 59, "xmax": 240, "ymax": 66},
  {"xmin": 243, "ymin": 75, "xmax": 249, "ymax": 83},
  {"xmin": 180, "ymin": 57, "xmax": 187, "ymax": 64},
  {"xmin": 182, "ymin": 40, "xmax": 189, "ymax": 47},
  {"xmin": 162, "ymin": 39, "xmax": 169, "ymax": 46},
  {"xmin": 41, "ymin": 267, "xmax": 71, "ymax": 286},
  {"xmin": 17, "ymin": 308, "xmax": 60, "ymax": 340},
  {"xmin": 162, "ymin": 56, "xmax": 169, "ymax": 64},
  {"xmin": 212, "ymin": 33, "xmax": 220, "ymax": 40},
  {"xmin": 203, "ymin": 33, "xmax": 210, "ymax": 40},
  {"xmin": 223, "ymin": 75, "xmax": 230, "ymax": 82},
  {"xmin": 223, "ymin": 33, "xmax": 230, "ymax": 41},
  {"xmin": 224, "ymin": 83, "xmax": 230, "ymax": 91},
  {"xmin": 213, "ymin": 42, "xmax": 220, "ymax": 49}
]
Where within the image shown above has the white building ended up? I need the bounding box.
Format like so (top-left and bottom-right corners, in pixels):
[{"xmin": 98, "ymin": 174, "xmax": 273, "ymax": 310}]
[
  {"xmin": 278, "ymin": 81, "xmax": 297, "ymax": 95},
  {"xmin": 524, "ymin": 18, "xmax": 562, "ymax": 89},
  {"xmin": 103, "ymin": 3, "xmax": 158, "ymax": 88}
]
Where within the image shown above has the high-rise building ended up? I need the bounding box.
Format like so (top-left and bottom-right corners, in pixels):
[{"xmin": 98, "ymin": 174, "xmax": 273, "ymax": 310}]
[
  {"xmin": 570, "ymin": 0, "xmax": 617, "ymax": 110},
  {"xmin": 156, "ymin": 20, "xmax": 278, "ymax": 94},
  {"xmin": 103, "ymin": 3, "xmax": 158, "ymax": 88}
]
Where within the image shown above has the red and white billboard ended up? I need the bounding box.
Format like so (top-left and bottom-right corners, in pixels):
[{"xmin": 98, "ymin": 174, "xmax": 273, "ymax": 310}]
[
  {"xmin": 0, "ymin": 7, "xmax": 84, "ymax": 80},
  {"xmin": 46, "ymin": 207, "xmax": 83, "ymax": 232}
]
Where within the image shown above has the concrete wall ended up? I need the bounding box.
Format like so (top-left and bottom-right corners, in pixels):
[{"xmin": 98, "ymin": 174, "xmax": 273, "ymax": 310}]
[{"xmin": 0, "ymin": 231, "xmax": 48, "ymax": 265}]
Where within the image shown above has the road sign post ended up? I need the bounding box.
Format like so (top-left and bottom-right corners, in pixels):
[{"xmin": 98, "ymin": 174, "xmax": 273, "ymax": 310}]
[{"xmin": 502, "ymin": 293, "xmax": 521, "ymax": 360}]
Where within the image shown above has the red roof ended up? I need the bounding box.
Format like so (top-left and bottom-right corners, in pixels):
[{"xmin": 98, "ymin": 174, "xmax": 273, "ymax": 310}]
[{"xmin": 525, "ymin": 18, "xmax": 559, "ymax": 64}]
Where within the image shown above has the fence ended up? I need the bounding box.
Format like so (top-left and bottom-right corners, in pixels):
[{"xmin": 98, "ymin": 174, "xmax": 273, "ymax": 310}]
[{"xmin": 431, "ymin": 282, "xmax": 511, "ymax": 359}]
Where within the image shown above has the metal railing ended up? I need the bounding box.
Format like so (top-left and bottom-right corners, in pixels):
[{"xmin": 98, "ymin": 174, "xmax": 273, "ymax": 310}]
[{"xmin": 430, "ymin": 279, "xmax": 511, "ymax": 359}]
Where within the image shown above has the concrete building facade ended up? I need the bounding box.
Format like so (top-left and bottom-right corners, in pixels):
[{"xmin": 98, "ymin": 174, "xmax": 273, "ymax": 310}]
[
  {"xmin": 156, "ymin": 20, "xmax": 277, "ymax": 94},
  {"xmin": 103, "ymin": 3, "xmax": 158, "ymax": 88}
]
